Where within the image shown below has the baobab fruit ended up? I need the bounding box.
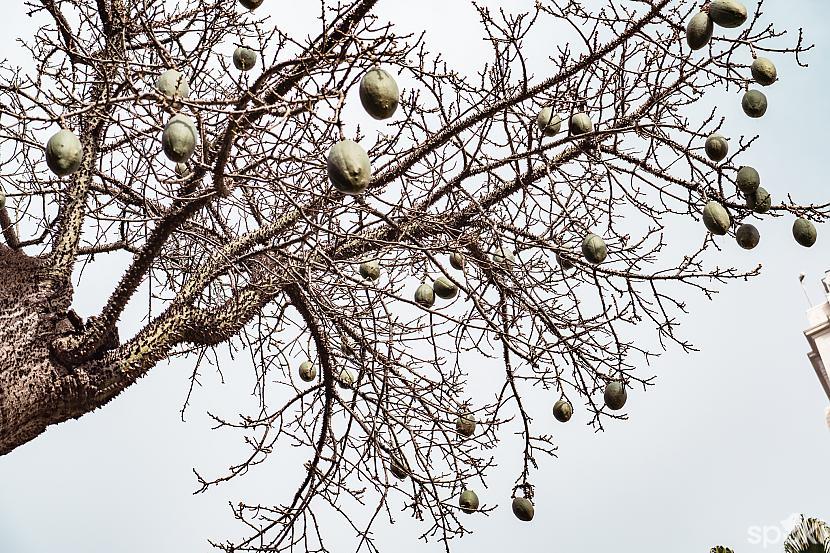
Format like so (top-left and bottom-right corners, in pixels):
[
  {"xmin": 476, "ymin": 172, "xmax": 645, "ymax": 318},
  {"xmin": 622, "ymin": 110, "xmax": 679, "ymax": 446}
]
[
  {"xmin": 449, "ymin": 252, "xmax": 465, "ymax": 271},
  {"xmin": 686, "ymin": 12, "xmax": 713, "ymax": 50},
  {"xmin": 705, "ymin": 134, "xmax": 728, "ymax": 162},
  {"xmin": 736, "ymin": 166, "xmax": 760, "ymax": 194},
  {"xmin": 742, "ymin": 90, "xmax": 768, "ymax": 118},
  {"xmin": 792, "ymin": 218, "xmax": 817, "ymax": 247},
  {"xmin": 708, "ymin": 0, "xmax": 748, "ymax": 28},
  {"xmin": 556, "ymin": 252, "xmax": 575, "ymax": 271},
  {"xmin": 359, "ymin": 68, "xmax": 399, "ymax": 120},
  {"xmin": 456, "ymin": 410, "xmax": 476, "ymax": 437},
  {"xmin": 432, "ymin": 277, "xmax": 458, "ymax": 300},
  {"xmin": 233, "ymin": 47, "xmax": 257, "ymax": 71},
  {"xmin": 536, "ymin": 107, "xmax": 562, "ymax": 136},
  {"xmin": 238, "ymin": 0, "xmax": 264, "ymax": 9},
  {"xmin": 747, "ymin": 186, "xmax": 771, "ymax": 213},
  {"xmin": 46, "ymin": 129, "xmax": 83, "ymax": 177},
  {"xmin": 569, "ymin": 112, "xmax": 593, "ymax": 136},
  {"xmin": 702, "ymin": 201, "xmax": 731, "ymax": 235},
  {"xmin": 299, "ymin": 360, "xmax": 316, "ymax": 382},
  {"xmin": 162, "ymin": 114, "xmax": 197, "ymax": 163},
  {"xmin": 359, "ymin": 260, "xmax": 381, "ymax": 280},
  {"xmin": 581, "ymin": 233, "xmax": 607, "ymax": 264},
  {"xmin": 552, "ymin": 399, "xmax": 573, "ymax": 422},
  {"xmin": 156, "ymin": 69, "xmax": 189, "ymax": 98},
  {"xmin": 459, "ymin": 490, "xmax": 480, "ymax": 513},
  {"xmin": 389, "ymin": 457, "xmax": 409, "ymax": 480},
  {"xmin": 604, "ymin": 380, "xmax": 627, "ymax": 410},
  {"xmin": 327, "ymin": 140, "xmax": 371, "ymax": 195},
  {"xmin": 337, "ymin": 368, "xmax": 355, "ymax": 389},
  {"xmin": 512, "ymin": 497, "xmax": 535, "ymax": 522},
  {"xmin": 491, "ymin": 247, "xmax": 516, "ymax": 268},
  {"xmin": 751, "ymin": 58, "xmax": 777, "ymax": 86},
  {"xmin": 414, "ymin": 283, "xmax": 435, "ymax": 308},
  {"xmin": 735, "ymin": 224, "xmax": 760, "ymax": 250}
]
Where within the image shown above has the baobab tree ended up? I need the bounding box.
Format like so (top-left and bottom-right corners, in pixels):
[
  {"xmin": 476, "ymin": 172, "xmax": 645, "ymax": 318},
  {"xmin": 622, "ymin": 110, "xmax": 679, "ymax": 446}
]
[{"xmin": 0, "ymin": 0, "xmax": 824, "ymax": 551}]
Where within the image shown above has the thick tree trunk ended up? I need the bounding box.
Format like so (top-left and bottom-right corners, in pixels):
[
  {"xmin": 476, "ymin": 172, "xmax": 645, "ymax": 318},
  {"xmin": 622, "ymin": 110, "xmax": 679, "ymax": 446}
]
[{"xmin": 0, "ymin": 247, "xmax": 121, "ymax": 455}]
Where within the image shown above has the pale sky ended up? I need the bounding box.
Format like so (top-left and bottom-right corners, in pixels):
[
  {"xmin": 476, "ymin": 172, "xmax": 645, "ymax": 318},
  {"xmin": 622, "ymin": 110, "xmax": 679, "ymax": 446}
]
[{"xmin": 1, "ymin": 1, "xmax": 828, "ymax": 552}]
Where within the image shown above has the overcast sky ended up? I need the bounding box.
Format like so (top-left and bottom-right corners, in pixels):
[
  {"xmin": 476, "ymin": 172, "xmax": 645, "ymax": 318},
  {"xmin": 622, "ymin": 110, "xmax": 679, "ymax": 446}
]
[{"xmin": 1, "ymin": 1, "xmax": 829, "ymax": 552}]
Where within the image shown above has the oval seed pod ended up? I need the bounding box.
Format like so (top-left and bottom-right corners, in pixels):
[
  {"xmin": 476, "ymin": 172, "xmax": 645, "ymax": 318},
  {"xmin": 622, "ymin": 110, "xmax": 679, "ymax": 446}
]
[
  {"xmin": 327, "ymin": 140, "xmax": 371, "ymax": 194},
  {"xmin": 604, "ymin": 380, "xmax": 627, "ymax": 410},
  {"xmin": 792, "ymin": 218, "xmax": 817, "ymax": 248},
  {"xmin": 359, "ymin": 260, "xmax": 381, "ymax": 280},
  {"xmin": 708, "ymin": 0, "xmax": 748, "ymax": 28},
  {"xmin": 433, "ymin": 277, "xmax": 458, "ymax": 300},
  {"xmin": 705, "ymin": 134, "xmax": 728, "ymax": 162},
  {"xmin": 233, "ymin": 47, "xmax": 257, "ymax": 71},
  {"xmin": 702, "ymin": 201, "xmax": 731, "ymax": 236},
  {"xmin": 735, "ymin": 224, "xmax": 760, "ymax": 250},
  {"xmin": 156, "ymin": 69, "xmax": 189, "ymax": 98},
  {"xmin": 552, "ymin": 399, "xmax": 573, "ymax": 422},
  {"xmin": 46, "ymin": 129, "xmax": 83, "ymax": 177},
  {"xmin": 298, "ymin": 361, "xmax": 316, "ymax": 382},
  {"xmin": 569, "ymin": 112, "xmax": 593, "ymax": 136},
  {"xmin": 359, "ymin": 68, "xmax": 400, "ymax": 120},
  {"xmin": 512, "ymin": 497, "xmax": 535, "ymax": 522},
  {"xmin": 742, "ymin": 90, "xmax": 768, "ymax": 118},
  {"xmin": 736, "ymin": 166, "xmax": 760, "ymax": 195},
  {"xmin": 536, "ymin": 107, "xmax": 562, "ymax": 136},
  {"xmin": 686, "ymin": 12, "xmax": 713, "ymax": 50},
  {"xmin": 581, "ymin": 233, "xmax": 607, "ymax": 264},
  {"xmin": 459, "ymin": 490, "xmax": 480, "ymax": 513},
  {"xmin": 751, "ymin": 57, "xmax": 777, "ymax": 86}
]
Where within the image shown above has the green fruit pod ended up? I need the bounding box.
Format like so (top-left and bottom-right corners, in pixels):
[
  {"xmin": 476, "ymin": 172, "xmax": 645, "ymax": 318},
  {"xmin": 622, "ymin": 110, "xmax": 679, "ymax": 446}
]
[
  {"xmin": 512, "ymin": 497, "xmax": 535, "ymax": 522},
  {"xmin": 686, "ymin": 12, "xmax": 713, "ymax": 50},
  {"xmin": 751, "ymin": 57, "xmax": 777, "ymax": 86},
  {"xmin": 604, "ymin": 380, "xmax": 627, "ymax": 411},
  {"xmin": 702, "ymin": 201, "xmax": 731, "ymax": 236},
  {"xmin": 792, "ymin": 218, "xmax": 817, "ymax": 248},
  {"xmin": 456, "ymin": 411, "xmax": 476, "ymax": 437},
  {"xmin": 389, "ymin": 456, "xmax": 409, "ymax": 480},
  {"xmin": 233, "ymin": 47, "xmax": 257, "ymax": 72},
  {"xmin": 414, "ymin": 283, "xmax": 435, "ymax": 308},
  {"xmin": 359, "ymin": 68, "xmax": 400, "ymax": 120},
  {"xmin": 161, "ymin": 114, "xmax": 197, "ymax": 163},
  {"xmin": 299, "ymin": 360, "xmax": 316, "ymax": 382},
  {"xmin": 536, "ymin": 107, "xmax": 562, "ymax": 136},
  {"xmin": 556, "ymin": 252, "xmax": 575, "ymax": 271},
  {"xmin": 449, "ymin": 252, "xmax": 465, "ymax": 271},
  {"xmin": 581, "ymin": 233, "xmax": 607, "ymax": 264},
  {"xmin": 433, "ymin": 277, "xmax": 458, "ymax": 300},
  {"xmin": 705, "ymin": 134, "xmax": 728, "ymax": 162},
  {"xmin": 742, "ymin": 89, "xmax": 768, "ymax": 118},
  {"xmin": 359, "ymin": 260, "xmax": 381, "ymax": 280},
  {"xmin": 569, "ymin": 112, "xmax": 593, "ymax": 136},
  {"xmin": 491, "ymin": 247, "xmax": 516, "ymax": 268},
  {"xmin": 736, "ymin": 166, "xmax": 760, "ymax": 194},
  {"xmin": 708, "ymin": 0, "xmax": 748, "ymax": 28},
  {"xmin": 46, "ymin": 129, "xmax": 83, "ymax": 177},
  {"xmin": 327, "ymin": 140, "xmax": 371, "ymax": 195},
  {"xmin": 337, "ymin": 368, "xmax": 355, "ymax": 389},
  {"xmin": 747, "ymin": 186, "xmax": 771, "ymax": 214},
  {"xmin": 156, "ymin": 69, "xmax": 189, "ymax": 99},
  {"xmin": 735, "ymin": 224, "xmax": 760, "ymax": 250},
  {"xmin": 552, "ymin": 399, "xmax": 573, "ymax": 423},
  {"xmin": 238, "ymin": 0, "xmax": 264, "ymax": 9},
  {"xmin": 459, "ymin": 490, "xmax": 480, "ymax": 513}
]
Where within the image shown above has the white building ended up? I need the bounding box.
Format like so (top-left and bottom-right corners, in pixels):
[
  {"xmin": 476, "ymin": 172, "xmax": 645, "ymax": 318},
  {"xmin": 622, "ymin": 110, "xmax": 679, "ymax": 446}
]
[{"xmin": 804, "ymin": 271, "xmax": 830, "ymax": 403}]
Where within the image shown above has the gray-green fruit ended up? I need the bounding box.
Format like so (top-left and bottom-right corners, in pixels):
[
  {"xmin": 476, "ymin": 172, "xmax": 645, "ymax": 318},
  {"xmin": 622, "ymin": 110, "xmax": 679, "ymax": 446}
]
[
  {"xmin": 359, "ymin": 68, "xmax": 400, "ymax": 120},
  {"xmin": 686, "ymin": 12, "xmax": 714, "ymax": 50},
  {"xmin": 459, "ymin": 490, "xmax": 480, "ymax": 513},
  {"xmin": 556, "ymin": 252, "xmax": 575, "ymax": 271},
  {"xmin": 338, "ymin": 368, "xmax": 355, "ymax": 389},
  {"xmin": 751, "ymin": 57, "xmax": 777, "ymax": 86},
  {"xmin": 793, "ymin": 218, "xmax": 817, "ymax": 248},
  {"xmin": 46, "ymin": 129, "xmax": 83, "ymax": 177},
  {"xmin": 233, "ymin": 47, "xmax": 257, "ymax": 71},
  {"xmin": 742, "ymin": 89, "xmax": 768, "ymax": 118},
  {"xmin": 238, "ymin": 0, "xmax": 263, "ymax": 9},
  {"xmin": 359, "ymin": 260, "xmax": 381, "ymax": 280},
  {"xmin": 389, "ymin": 457, "xmax": 409, "ymax": 480},
  {"xmin": 433, "ymin": 277, "xmax": 458, "ymax": 300},
  {"xmin": 414, "ymin": 283, "xmax": 435, "ymax": 308},
  {"xmin": 492, "ymin": 247, "xmax": 516, "ymax": 268},
  {"xmin": 736, "ymin": 224, "xmax": 760, "ymax": 250},
  {"xmin": 708, "ymin": 0, "xmax": 748, "ymax": 28},
  {"xmin": 604, "ymin": 380, "xmax": 627, "ymax": 410},
  {"xmin": 736, "ymin": 166, "xmax": 760, "ymax": 194},
  {"xmin": 512, "ymin": 497, "xmax": 535, "ymax": 522},
  {"xmin": 161, "ymin": 114, "xmax": 197, "ymax": 163},
  {"xmin": 449, "ymin": 252, "xmax": 465, "ymax": 271},
  {"xmin": 299, "ymin": 360, "xmax": 316, "ymax": 382},
  {"xmin": 536, "ymin": 107, "xmax": 562, "ymax": 136},
  {"xmin": 702, "ymin": 201, "xmax": 731, "ymax": 236},
  {"xmin": 327, "ymin": 140, "xmax": 371, "ymax": 195},
  {"xmin": 569, "ymin": 112, "xmax": 593, "ymax": 136},
  {"xmin": 581, "ymin": 233, "xmax": 607, "ymax": 264},
  {"xmin": 156, "ymin": 69, "xmax": 189, "ymax": 98},
  {"xmin": 747, "ymin": 186, "xmax": 771, "ymax": 213},
  {"xmin": 456, "ymin": 411, "xmax": 476, "ymax": 437},
  {"xmin": 552, "ymin": 399, "xmax": 573, "ymax": 423},
  {"xmin": 705, "ymin": 134, "xmax": 729, "ymax": 162}
]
